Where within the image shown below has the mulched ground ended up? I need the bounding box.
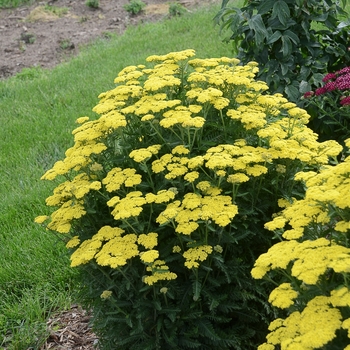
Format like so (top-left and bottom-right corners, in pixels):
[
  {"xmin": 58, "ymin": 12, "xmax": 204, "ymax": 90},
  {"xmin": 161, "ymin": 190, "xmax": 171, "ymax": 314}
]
[{"xmin": 40, "ymin": 305, "xmax": 98, "ymax": 349}]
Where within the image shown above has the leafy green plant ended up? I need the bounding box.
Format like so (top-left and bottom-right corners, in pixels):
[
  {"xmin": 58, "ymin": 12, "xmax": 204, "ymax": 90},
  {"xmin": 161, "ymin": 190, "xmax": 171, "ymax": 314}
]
[
  {"xmin": 252, "ymin": 139, "xmax": 350, "ymax": 350},
  {"xmin": 169, "ymin": 2, "xmax": 187, "ymax": 17},
  {"xmin": 215, "ymin": 0, "xmax": 350, "ymax": 103},
  {"xmin": 85, "ymin": 0, "xmax": 99, "ymax": 9},
  {"xmin": 123, "ymin": 0, "xmax": 146, "ymax": 15},
  {"xmin": 36, "ymin": 49, "xmax": 341, "ymax": 349},
  {"xmin": 303, "ymin": 66, "xmax": 350, "ymax": 145},
  {"xmin": 20, "ymin": 32, "xmax": 36, "ymax": 44},
  {"xmin": 59, "ymin": 38, "xmax": 74, "ymax": 50}
]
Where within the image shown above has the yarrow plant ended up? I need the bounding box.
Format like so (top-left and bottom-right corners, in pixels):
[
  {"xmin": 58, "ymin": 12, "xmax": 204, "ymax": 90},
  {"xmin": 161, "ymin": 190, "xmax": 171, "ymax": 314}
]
[
  {"xmin": 304, "ymin": 66, "xmax": 350, "ymax": 145},
  {"xmin": 36, "ymin": 49, "xmax": 342, "ymax": 349},
  {"xmin": 252, "ymin": 139, "xmax": 350, "ymax": 350}
]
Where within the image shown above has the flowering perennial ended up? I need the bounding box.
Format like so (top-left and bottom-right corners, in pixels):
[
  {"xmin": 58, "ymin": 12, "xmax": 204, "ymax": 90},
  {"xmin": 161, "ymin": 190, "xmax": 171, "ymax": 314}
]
[
  {"xmin": 304, "ymin": 66, "xmax": 350, "ymax": 144},
  {"xmin": 36, "ymin": 50, "xmax": 342, "ymax": 348},
  {"xmin": 252, "ymin": 138, "xmax": 350, "ymax": 349}
]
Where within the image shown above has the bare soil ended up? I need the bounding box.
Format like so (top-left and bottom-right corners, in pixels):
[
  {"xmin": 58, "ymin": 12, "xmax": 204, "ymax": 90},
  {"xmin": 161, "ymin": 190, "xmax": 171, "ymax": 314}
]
[{"xmin": 0, "ymin": 0, "xmax": 213, "ymax": 79}]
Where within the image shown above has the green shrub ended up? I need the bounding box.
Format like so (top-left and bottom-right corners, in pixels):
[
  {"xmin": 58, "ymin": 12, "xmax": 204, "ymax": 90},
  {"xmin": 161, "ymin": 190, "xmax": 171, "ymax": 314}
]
[
  {"xmin": 215, "ymin": 0, "xmax": 350, "ymax": 103},
  {"xmin": 123, "ymin": 0, "xmax": 146, "ymax": 15},
  {"xmin": 252, "ymin": 139, "xmax": 350, "ymax": 350},
  {"xmin": 85, "ymin": 0, "xmax": 99, "ymax": 9},
  {"xmin": 36, "ymin": 49, "xmax": 341, "ymax": 349}
]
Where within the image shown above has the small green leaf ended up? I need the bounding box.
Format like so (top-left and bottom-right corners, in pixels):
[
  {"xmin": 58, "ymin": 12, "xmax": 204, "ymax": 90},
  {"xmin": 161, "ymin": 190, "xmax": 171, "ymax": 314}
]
[
  {"xmin": 338, "ymin": 19, "xmax": 350, "ymax": 29},
  {"xmin": 299, "ymin": 80, "xmax": 311, "ymax": 94},
  {"xmin": 280, "ymin": 35, "xmax": 292, "ymax": 57},
  {"xmin": 284, "ymin": 30, "xmax": 300, "ymax": 45},
  {"xmin": 248, "ymin": 14, "xmax": 269, "ymax": 46},
  {"xmin": 266, "ymin": 30, "xmax": 282, "ymax": 44},
  {"xmin": 285, "ymin": 84, "xmax": 300, "ymax": 102},
  {"xmin": 272, "ymin": 1, "xmax": 290, "ymax": 27},
  {"xmin": 193, "ymin": 280, "xmax": 201, "ymax": 301},
  {"xmin": 257, "ymin": 0, "xmax": 275, "ymax": 15}
]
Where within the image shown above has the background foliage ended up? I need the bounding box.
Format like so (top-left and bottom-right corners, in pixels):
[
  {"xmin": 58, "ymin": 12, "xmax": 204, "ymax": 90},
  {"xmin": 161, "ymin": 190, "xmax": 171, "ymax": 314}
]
[{"xmin": 215, "ymin": 0, "xmax": 350, "ymax": 103}]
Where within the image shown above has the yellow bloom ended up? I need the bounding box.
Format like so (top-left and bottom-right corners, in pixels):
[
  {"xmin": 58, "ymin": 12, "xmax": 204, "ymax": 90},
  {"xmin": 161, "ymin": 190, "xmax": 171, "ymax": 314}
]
[
  {"xmin": 268, "ymin": 283, "xmax": 298, "ymax": 309},
  {"xmin": 264, "ymin": 296, "xmax": 342, "ymax": 349},
  {"xmin": 172, "ymin": 245, "xmax": 181, "ymax": 253},
  {"xmin": 100, "ymin": 290, "xmax": 113, "ymax": 299},
  {"xmin": 94, "ymin": 233, "xmax": 138, "ymax": 268},
  {"xmin": 34, "ymin": 215, "xmax": 49, "ymax": 224},
  {"xmin": 184, "ymin": 171, "xmax": 199, "ymax": 183},
  {"xmin": 138, "ymin": 232, "xmax": 158, "ymax": 249},
  {"xmin": 227, "ymin": 173, "xmax": 249, "ymax": 184},
  {"xmin": 214, "ymin": 245, "xmax": 223, "ymax": 253},
  {"xmin": 143, "ymin": 259, "xmax": 177, "ymax": 285},
  {"xmin": 76, "ymin": 116, "xmax": 89, "ymax": 124},
  {"xmin": 140, "ymin": 249, "xmax": 159, "ymax": 263},
  {"xmin": 66, "ymin": 236, "xmax": 80, "ymax": 248},
  {"xmin": 183, "ymin": 245, "xmax": 213, "ymax": 269},
  {"xmin": 172, "ymin": 145, "xmax": 190, "ymax": 155},
  {"xmin": 129, "ymin": 148, "xmax": 153, "ymax": 163},
  {"xmin": 160, "ymin": 287, "xmax": 168, "ymax": 294}
]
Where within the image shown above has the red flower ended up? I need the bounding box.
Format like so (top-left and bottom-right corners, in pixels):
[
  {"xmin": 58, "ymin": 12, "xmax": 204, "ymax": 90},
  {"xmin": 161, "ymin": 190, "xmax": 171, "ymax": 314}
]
[
  {"xmin": 324, "ymin": 81, "xmax": 337, "ymax": 92},
  {"xmin": 315, "ymin": 87, "xmax": 327, "ymax": 96},
  {"xmin": 337, "ymin": 67, "xmax": 350, "ymax": 75},
  {"xmin": 340, "ymin": 96, "xmax": 350, "ymax": 106},
  {"xmin": 303, "ymin": 91, "xmax": 314, "ymax": 98},
  {"xmin": 322, "ymin": 72, "xmax": 336, "ymax": 83}
]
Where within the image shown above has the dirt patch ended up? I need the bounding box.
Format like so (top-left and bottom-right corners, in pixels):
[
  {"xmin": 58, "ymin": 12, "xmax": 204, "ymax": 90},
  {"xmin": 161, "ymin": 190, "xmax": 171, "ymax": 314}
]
[
  {"xmin": 40, "ymin": 304, "xmax": 98, "ymax": 349},
  {"xmin": 0, "ymin": 0, "xmax": 218, "ymax": 79}
]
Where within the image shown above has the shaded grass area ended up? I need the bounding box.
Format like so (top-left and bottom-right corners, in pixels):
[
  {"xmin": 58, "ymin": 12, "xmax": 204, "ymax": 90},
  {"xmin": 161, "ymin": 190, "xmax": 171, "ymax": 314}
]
[{"xmin": 0, "ymin": 4, "xmax": 234, "ymax": 348}]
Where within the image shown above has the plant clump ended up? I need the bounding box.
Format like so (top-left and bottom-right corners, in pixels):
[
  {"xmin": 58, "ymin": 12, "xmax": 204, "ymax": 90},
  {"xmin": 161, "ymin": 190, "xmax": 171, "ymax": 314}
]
[
  {"xmin": 215, "ymin": 0, "xmax": 350, "ymax": 103},
  {"xmin": 303, "ymin": 66, "xmax": 350, "ymax": 145},
  {"xmin": 252, "ymin": 138, "xmax": 350, "ymax": 350},
  {"xmin": 36, "ymin": 49, "xmax": 342, "ymax": 349},
  {"xmin": 123, "ymin": 0, "xmax": 146, "ymax": 15}
]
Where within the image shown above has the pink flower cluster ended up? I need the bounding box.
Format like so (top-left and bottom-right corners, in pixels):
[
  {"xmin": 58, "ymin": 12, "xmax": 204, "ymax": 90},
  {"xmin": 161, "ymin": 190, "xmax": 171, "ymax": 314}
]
[{"xmin": 304, "ymin": 66, "xmax": 350, "ymax": 106}]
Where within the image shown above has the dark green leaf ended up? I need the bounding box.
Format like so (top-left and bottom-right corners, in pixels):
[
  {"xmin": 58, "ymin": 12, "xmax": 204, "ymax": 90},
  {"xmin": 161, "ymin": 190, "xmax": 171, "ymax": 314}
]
[
  {"xmin": 248, "ymin": 14, "xmax": 269, "ymax": 46},
  {"xmin": 280, "ymin": 62, "xmax": 290, "ymax": 76},
  {"xmin": 299, "ymin": 80, "xmax": 311, "ymax": 94},
  {"xmin": 280, "ymin": 35, "xmax": 292, "ymax": 57},
  {"xmin": 193, "ymin": 280, "xmax": 201, "ymax": 301},
  {"xmin": 285, "ymin": 85, "xmax": 300, "ymax": 101},
  {"xmin": 257, "ymin": 0, "xmax": 275, "ymax": 15},
  {"xmin": 272, "ymin": 1, "xmax": 291, "ymax": 27},
  {"xmin": 338, "ymin": 19, "xmax": 350, "ymax": 29},
  {"xmin": 284, "ymin": 30, "xmax": 300, "ymax": 45},
  {"xmin": 266, "ymin": 30, "xmax": 282, "ymax": 44}
]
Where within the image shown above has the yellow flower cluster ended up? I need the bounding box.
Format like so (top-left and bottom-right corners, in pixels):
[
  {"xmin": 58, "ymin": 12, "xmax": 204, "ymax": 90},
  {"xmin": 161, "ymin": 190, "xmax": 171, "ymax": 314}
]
[
  {"xmin": 36, "ymin": 49, "xmax": 344, "ymax": 293},
  {"xmin": 183, "ymin": 245, "xmax": 213, "ymax": 269},
  {"xmin": 259, "ymin": 296, "xmax": 344, "ymax": 350},
  {"xmin": 252, "ymin": 238, "xmax": 350, "ymax": 284},
  {"xmin": 143, "ymin": 259, "xmax": 177, "ymax": 286},
  {"xmin": 253, "ymin": 139, "xmax": 350, "ymax": 349},
  {"xmin": 156, "ymin": 192, "xmax": 238, "ymax": 234}
]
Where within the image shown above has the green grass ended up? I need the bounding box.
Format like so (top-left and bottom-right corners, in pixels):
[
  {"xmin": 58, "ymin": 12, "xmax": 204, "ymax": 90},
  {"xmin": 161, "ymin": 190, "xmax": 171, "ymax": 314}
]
[
  {"xmin": 0, "ymin": 4, "xmax": 234, "ymax": 348},
  {"xmin": 1, "ymin": 0, "xmax": 347, "ymax": 347}
]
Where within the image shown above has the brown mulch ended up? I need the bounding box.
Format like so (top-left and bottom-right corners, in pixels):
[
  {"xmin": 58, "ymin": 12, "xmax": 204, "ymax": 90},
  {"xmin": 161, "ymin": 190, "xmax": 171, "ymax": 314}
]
[{"xmin": 41, "ymin": 305, "xmax": 99, "ymax": 349}]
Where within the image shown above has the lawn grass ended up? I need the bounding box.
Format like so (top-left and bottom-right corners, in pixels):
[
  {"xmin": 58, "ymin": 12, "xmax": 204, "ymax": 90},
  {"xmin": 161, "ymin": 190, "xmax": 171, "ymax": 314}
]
[
  {"xmin": 0, "ymin": 0, "xmax": 348, "ymax": 347},
  {"xmin": 0, "ymin": 3, "xmax": 235, "ymax": 348}
]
